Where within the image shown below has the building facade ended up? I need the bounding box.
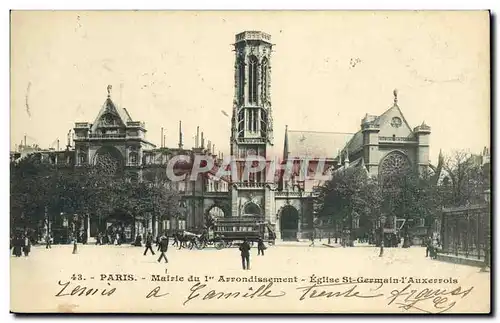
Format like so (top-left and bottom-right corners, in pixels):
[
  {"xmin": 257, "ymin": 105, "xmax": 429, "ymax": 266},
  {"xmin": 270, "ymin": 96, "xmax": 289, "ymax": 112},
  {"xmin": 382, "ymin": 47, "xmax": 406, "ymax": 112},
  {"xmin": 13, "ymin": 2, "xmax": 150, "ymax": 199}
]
[{"xmin": 12, "ymin": 30, "xmax": 435, "ymax": 241}]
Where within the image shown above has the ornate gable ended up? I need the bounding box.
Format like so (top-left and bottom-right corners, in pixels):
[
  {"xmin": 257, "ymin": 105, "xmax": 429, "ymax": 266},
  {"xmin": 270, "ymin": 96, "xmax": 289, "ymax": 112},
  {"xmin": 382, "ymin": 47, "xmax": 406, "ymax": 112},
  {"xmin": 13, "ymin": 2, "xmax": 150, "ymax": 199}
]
[
  {"xmin": 377, "ymin": 90, "xmax": 413, "ymax": 138},
  {"xmin": 90, "ymin": 85, "xmax": 131, "ymax": 133}
]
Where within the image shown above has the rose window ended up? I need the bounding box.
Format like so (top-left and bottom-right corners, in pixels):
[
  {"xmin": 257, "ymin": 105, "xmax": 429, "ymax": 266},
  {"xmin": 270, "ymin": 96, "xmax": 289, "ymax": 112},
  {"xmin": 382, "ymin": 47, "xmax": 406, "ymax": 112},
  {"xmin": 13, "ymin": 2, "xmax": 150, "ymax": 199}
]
[
  {"xmin": 95, "ymin": 152, "xmax": 119, "ymax": 175},
  {"xmin": 380, "ymin": 152, "xmax": 410, "ymax": 178}
]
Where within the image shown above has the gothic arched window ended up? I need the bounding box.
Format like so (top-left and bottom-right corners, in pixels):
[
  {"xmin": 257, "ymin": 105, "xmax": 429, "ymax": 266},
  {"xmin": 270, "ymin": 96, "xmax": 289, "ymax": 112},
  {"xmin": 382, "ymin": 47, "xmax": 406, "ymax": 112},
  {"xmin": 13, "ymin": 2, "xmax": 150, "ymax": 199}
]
[
  {"xmin": 248, "ymin": 56, "xmax": 258, "ymax": 105},
  {"xmin": 238, "ymin": 109, "xmax": 244, "ymax": 137},
  {"xmin": 238, "ymin": 61, "xmax": 245, "ymax": 104},
  {"xmin": 261, "ymin": 57, "xmax": 268, "ymax": 104}
]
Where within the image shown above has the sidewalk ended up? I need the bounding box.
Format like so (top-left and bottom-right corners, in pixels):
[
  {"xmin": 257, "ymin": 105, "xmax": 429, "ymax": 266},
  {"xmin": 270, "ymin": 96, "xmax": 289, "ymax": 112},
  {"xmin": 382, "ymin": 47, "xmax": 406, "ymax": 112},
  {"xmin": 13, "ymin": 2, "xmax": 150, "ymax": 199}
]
[{"xmin": 272, "ymin": 240, "xmax": 342, "ymax": 248}]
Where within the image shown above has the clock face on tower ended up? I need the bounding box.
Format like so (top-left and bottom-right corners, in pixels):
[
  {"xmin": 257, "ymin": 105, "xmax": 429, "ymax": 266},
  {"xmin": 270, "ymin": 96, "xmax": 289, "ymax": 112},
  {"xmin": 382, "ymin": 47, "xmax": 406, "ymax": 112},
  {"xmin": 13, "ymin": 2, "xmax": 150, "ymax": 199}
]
[{"xmin": 247, "ymin": 149, "xmax": 256, "ymax": 156}]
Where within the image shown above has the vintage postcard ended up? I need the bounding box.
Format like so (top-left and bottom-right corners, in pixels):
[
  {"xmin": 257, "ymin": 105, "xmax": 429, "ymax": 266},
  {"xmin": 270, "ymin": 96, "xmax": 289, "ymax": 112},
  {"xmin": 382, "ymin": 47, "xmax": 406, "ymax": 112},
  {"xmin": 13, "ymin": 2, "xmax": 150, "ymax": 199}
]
[{"xmin": 9, "ymin": 10, "xmax": 491, "ymax": 314}]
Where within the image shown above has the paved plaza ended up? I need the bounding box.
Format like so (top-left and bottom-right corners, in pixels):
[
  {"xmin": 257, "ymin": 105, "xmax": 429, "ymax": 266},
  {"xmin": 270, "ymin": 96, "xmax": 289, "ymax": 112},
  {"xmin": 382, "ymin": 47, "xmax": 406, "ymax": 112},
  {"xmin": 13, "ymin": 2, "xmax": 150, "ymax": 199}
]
[{"xmin": 10, "ymin": 243, "xmax": 490, "ymax": 313}]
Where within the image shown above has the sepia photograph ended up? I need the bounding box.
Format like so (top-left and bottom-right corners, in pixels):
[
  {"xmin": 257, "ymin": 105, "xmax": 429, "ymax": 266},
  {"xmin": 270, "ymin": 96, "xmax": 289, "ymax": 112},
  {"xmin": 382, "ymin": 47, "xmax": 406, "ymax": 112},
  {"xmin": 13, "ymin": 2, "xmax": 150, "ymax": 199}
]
[{"xmin": 9, "ymin": 10, "xmax": 491, "ymax": 314}]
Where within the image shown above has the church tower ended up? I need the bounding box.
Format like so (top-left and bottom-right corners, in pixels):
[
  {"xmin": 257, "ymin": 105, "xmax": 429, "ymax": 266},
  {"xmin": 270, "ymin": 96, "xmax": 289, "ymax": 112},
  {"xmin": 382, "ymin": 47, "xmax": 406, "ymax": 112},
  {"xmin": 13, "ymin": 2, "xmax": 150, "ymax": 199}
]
[
  {"xmin": 230, "ymin": 31, "xmax": 274, "ymax": 168},
  {"xmin": 229, "ymin": 31, "xmax": 275, "ymax": 220}
]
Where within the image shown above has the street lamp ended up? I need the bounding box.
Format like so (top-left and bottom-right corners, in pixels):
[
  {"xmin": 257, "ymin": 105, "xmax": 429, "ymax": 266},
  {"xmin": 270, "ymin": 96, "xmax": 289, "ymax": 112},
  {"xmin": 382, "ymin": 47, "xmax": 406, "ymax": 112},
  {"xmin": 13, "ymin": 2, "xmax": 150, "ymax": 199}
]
[
  {"xmin": 379, "ymin": 215, "xmax": 386, "ymax": 257},
  {"xmin": 482, "ymin": 189, "xmax": 491, "ymax": 270},
  {"xmin": 178, "ymin": 200, "xmax": 187, "ymax": 230}
]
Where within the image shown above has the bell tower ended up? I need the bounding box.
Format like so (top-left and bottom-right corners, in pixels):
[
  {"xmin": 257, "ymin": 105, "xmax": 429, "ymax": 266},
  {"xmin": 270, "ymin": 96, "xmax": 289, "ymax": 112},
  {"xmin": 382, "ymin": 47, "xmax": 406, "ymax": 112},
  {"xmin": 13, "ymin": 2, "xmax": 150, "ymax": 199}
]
[{"xmin": 230, "ymin": 31, "xmax": 274, "ymax": 165}]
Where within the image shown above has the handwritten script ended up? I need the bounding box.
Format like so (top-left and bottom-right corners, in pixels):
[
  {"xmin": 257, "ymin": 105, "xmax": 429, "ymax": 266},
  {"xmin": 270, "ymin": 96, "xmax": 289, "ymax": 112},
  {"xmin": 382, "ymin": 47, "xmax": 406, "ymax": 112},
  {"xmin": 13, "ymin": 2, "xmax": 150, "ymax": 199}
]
[{"xmin": 54, "ymin": 280, "xmax": 474, "ymax": 313}]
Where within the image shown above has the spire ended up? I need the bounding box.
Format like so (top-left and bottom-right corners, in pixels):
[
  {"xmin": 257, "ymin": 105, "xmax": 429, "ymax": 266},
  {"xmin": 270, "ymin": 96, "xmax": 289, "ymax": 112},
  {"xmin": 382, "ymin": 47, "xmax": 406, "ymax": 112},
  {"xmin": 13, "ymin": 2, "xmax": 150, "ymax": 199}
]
[
  {"xmin": 178, "ymin": 121, "xmax": 183, "ymax": 149},
  {"xmin": 196, "ymin": 126, "xmax": 200, "ymax": 148},
  {"xmin": 393, "ymin": 88, "xmax": 398, "ymax": 105},
  {"xmin": 283, "ymin": 125, "xmax": 289, "ymax": 161},
  {"xmin": 107, "ymin": 85, "xmax": 112, "ymax": 98}
]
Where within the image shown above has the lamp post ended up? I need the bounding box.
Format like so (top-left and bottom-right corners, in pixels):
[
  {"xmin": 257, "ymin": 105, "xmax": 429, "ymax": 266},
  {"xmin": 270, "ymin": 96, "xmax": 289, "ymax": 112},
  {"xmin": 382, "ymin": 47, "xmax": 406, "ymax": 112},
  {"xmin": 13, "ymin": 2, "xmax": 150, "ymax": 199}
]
[
  {"xmin": 482, "ymin": 189, "xmax": 490, "ymax": 271},
  {"xmin": 72, "ymin": 214, "xmax": 79, "ymax": 254},
  {"xmin": 178, "ymin": 200, "xmax": 187, "ymax": 230},
  {"xmin": 379, "ymin": 215, "xmax": 386, "ymax": 257}
]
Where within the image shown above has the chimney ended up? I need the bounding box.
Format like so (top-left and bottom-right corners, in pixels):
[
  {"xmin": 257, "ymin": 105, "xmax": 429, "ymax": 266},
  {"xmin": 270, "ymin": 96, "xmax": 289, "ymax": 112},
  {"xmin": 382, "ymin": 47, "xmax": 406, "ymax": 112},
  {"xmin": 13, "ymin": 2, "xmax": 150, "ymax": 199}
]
[{"xmin": 201, "ymin": 132, "xmax": 205, "ymax": 149}]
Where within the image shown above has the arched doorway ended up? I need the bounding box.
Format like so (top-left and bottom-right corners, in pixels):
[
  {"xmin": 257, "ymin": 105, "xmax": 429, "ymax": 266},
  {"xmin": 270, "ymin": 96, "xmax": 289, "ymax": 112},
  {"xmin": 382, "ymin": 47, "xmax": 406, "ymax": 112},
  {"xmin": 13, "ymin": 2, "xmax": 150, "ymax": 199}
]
[
  {"xmin": 104, "ymin": 208, "xmax": 135, "ymax": 243},
  {"xmin": 244, "ymin": 202, "xmax": 261, "ymax": 216},
  {"xmin": 205, "ymin": 204, "xmax": 227, "ymax": 229},
  {"xmin": 280, "ymin": 205, "xmax": 299, "ymax": 241}
]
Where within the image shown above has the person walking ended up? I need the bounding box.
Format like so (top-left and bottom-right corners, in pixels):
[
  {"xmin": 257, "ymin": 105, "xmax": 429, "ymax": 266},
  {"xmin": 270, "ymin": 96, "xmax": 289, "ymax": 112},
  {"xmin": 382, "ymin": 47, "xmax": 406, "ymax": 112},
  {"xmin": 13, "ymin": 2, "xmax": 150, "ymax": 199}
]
[
  {"xmin": 156, "ymin": 235, "xmax": 161, "ymax": 251},
  {"xmin": 13, "ymin": 235, "xmax": 22, "ymax": 257},
  {"xmin": 309, "ymin": 231, "xmax": 315, "ymax": 247},
  {"xmin": 425, "ymin": 236, "xmax": 432, "ymax": 257},
  {"xmin": 239, "ymin": 238, "xmax": 251, "ymax": 270},
  {"xmin": 257, "ymin": 237, "xmax": 266, "ymax": 256},
  {"xmin": 72, "ymin": 235, "xmax": 78, "ymax": 254},
  {"xmin": 157, "ymin": 235, "xmax": 170, "ymax": 263},
  {"xmin": 23, "ymin": 235, "xmax": 31, "ymax": 257},
  {"xmin": 143, "ymin": 232, "xmax": 155, "ymax": 256},
  {"xmin": 45, "ymin": 234, "xmax": 52, "ymax": 249}
]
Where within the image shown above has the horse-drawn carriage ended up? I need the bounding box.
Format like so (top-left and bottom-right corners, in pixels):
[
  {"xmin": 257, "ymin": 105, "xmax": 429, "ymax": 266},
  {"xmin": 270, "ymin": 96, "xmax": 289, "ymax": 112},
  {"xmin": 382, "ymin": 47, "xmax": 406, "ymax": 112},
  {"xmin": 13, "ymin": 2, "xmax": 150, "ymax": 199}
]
[{"xmin": 196, "ymin": 215, "xmax": 276, "ymax": 250}]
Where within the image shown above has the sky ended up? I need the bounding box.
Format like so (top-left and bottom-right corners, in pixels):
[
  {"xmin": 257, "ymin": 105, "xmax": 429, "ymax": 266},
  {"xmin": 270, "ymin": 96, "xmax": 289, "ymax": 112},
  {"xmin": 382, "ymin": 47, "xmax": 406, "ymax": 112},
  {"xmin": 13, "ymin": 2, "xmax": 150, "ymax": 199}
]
[{"xmin": 10, "ymin": 11, "xmax": 490, "ymax": 164}]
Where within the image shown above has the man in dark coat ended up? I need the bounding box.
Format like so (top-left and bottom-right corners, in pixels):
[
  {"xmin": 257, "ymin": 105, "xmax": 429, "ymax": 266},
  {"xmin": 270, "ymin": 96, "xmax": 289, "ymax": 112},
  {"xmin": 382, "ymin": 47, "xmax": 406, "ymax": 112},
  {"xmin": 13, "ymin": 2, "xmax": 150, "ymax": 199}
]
[
  {"xmin": 45, "ymin": 234, "xmax": 52, "ymax": 249},
  {"xmin": 157, "ymin": 235, "xmax": 169, "ymax": 263},
  {"xmin": 239, "ymin": 238, "xmax": 251, "ymax": 270},
  {"xmin": 425, "ymin": 236, "xmax": 432, "ymax": 257},
  {"xmin": 144, "ymin": 232, "xmax": 155, "ymax": 255},
  {"xmin": 257, "ymin": 237, "xmax": 266, "ymax": 256}
]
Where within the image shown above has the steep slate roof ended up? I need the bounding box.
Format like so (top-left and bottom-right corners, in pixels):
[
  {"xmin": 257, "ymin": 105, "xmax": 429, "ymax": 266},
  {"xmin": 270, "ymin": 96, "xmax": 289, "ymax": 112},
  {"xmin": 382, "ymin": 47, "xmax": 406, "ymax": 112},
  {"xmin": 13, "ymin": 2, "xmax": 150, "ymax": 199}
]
[{"xmin": 286, "ymin": 130, "xmax": 354, "ymax": 160}]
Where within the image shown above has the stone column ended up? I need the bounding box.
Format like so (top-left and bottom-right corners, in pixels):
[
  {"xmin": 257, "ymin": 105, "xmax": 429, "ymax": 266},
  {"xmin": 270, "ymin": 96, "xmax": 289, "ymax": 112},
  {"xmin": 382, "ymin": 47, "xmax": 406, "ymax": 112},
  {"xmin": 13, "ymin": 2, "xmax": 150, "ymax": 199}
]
[
  {"xmin": 231, "ymin": 186, "xmax": 239, "ymax": 217},
  {"xmin": 86, "ymin": 215, "xmax": 91, "ymax": 240},
  {"xmin": 297, "ymin": 215, "xmax": 302, "ymax": 241}
]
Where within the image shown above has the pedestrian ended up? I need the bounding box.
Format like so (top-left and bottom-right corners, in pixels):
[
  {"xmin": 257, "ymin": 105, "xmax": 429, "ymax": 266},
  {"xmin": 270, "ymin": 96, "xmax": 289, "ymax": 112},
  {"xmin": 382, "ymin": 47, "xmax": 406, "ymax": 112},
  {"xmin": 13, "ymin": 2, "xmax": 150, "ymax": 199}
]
[
  {"xmin": 157, "ymin": 235, "xmax": 169, "ymax": 263},
  {"xmin": 257, "ymin": 237, "xmax": 266, "ymax": 256},
  {"xmin": 156, "ymin": 235, "xmax": 161, "ymax": 251},
  {"xmin": 23, "ymin": 236, "xmax": 31, "ymax": 257},
  {"xmin": 143, "ymin": 232, "xmax": 155, "ymax": 255},
  {"xmin": 425, "ymin": 236, "xmax": 432, "ymax": 257},
  {"xmin": 13, "ymin": 236, "xmax": 22, "ymax": 257},
  {"xmin": 431, "ymin": 238, "xmax": 439, "ymax": 259},
  {"xmin": 239, "ymin": 237, "xmax": 251, "ymax": 270},
  {"xmin": 309, "ymin": 231, "xmax": 315, "ymax": 247},
  {"xmin": 45, "ymin": 234, "xmax": 52, "ymax": 249},
  {"xmin": 72, "ymin": 236, "xmax": 78, "ymax": 254}
]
